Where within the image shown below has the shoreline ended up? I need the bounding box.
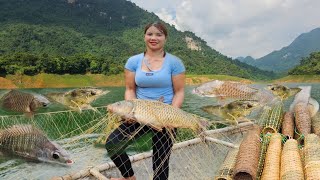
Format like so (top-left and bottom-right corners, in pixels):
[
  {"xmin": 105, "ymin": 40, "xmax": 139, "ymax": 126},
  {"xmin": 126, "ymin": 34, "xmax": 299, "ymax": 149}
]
[{"xmin": 0, "ymin": 74, "xmax": 319, "ymax": 89}]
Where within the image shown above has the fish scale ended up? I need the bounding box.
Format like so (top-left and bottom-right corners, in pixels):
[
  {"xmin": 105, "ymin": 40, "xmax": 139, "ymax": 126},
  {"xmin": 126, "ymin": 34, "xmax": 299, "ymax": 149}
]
[
  {"xmin": 0, "ymin": 125, "xmax": 72, "ymax": 165},
  {"xmin": 108, "ymin": 99, "xmax": 209, "ymax": 133},
  {"xmin": 0, "ymin": 90, "xmax": 48, "ymax": 114},
  {"xmin": 1, "ymin": 125, "xmax": 47, "ymax": 153},
  {"xmin": 193, "ymin": 80, "xmax": 259, "ymax": 100},
  {"xmin": 2, "ymin": 90, "xmax": 34, "ymax": 112},
  {"xmin": 215, "ymin": 81, "xmax": 258, "ymax": 99}
]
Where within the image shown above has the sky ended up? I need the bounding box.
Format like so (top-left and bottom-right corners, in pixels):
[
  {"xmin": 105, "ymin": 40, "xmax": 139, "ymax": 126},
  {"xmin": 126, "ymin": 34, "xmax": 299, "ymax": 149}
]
[{"xmin": 129, "ymin": 0, "xmax": 320, "ymax": 59}]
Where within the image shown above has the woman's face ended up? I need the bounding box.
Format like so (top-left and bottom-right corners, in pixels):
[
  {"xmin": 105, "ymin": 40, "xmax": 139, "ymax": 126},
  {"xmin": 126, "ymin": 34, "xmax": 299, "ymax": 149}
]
[{"xmin": 144, "ymin": 25, "xmax": 166, "ymax": 51}]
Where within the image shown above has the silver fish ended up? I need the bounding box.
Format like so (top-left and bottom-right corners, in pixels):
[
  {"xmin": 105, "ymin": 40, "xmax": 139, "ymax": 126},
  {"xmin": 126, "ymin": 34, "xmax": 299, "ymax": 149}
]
[
  {"xmin": 0, "ymin": 125, "xmax": 73, "ymax": 165},
  {"xmin": 192, "ymin": 80, "xmax": 258, "ymax": 100},
  {"xmin": 47, "ymin": 87, "xmax": 109, "ymax": 111},
  {"xmin": 107, "ymin": 99, "xmax": 209, "ymax": 133},
  {"xmin": 0, "ymin": 90, "xmax": 49, "ymax": 114}
]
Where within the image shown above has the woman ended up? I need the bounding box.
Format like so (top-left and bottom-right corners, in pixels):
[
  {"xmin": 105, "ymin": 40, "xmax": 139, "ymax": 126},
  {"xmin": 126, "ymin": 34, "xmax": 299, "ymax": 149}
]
[{"xmin": 105, "ymin": 22, "xmax": 185, "ymax": 180}]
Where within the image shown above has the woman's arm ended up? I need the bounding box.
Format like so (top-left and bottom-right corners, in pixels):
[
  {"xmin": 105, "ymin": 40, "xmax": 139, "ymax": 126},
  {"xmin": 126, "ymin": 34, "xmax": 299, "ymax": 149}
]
[
  {"xmin": 124, "ymin": 69, "xmax": 137, "ymax": 100},
  {"xmin": 171, "ymin": 73, "xmax": 185, "ymax": 108}
]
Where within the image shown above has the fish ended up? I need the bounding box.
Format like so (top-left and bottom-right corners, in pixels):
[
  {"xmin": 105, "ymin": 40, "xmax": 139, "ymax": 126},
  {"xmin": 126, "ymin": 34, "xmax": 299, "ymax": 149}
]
[
  {"xmin": 47, "ymin": 87, "xmax": 109, "ymax": 111},
  {"xmin": 0, "ymin": 90, "xmax": 50, "ymax": 115},
  {"xmin": 266, "ymin": 84, "xmax": 301, "ymax": 99},
  {"xmin": 201, "ymin": 100, "xmax": 259, "ymax": 125},
  {"xmin": 107, "ymin": 99, "xmax": 209, "ymax": 133},
  {"xmin": 0, "ymin": 125, "xmax": 73, "ymax": 165},
  {"xmin": 192, "ymin": 80, "xmax": 258, "ymax": 100}
]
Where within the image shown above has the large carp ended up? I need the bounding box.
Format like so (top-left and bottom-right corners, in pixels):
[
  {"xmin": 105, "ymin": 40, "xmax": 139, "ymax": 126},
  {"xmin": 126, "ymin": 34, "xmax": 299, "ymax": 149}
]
[
  {"xmin": 0, "ymin": 125, "xmax": 73, "ymax": 165},
  {"xmin": 266, "ymin": 84, "xmax": 301, "ymax": 99},
  {"xmin": 192, "ymin": 80, "xmax": 258, "ymax": 100},
  {"xmin": 107, "ymin": 99, "xmax": 209, "ymax": 133},
  {"xmin": 201, "ymin": 100, "xmax": 259, "ymax": 124},
  {"xmin": 47, "ymin": 87, "xmax": 109, "ymax": 111},
  {"xmin": 0, "ymin": 90, "xmax": 50, "ymax": 115}
]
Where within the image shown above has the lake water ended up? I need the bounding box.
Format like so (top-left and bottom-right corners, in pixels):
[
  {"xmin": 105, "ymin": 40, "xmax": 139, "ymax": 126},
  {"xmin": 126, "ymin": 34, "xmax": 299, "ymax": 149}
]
[{"xmin": 0, "ymin": 83, "xmax": 319, "ymax": 179}]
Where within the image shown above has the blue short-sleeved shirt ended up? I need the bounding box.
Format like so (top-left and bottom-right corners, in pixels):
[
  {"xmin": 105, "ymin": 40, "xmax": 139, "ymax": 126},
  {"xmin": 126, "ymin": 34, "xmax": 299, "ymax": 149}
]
[{"xmin": 125, "ymin": 52, "xmax": 185, "ymax": 104}]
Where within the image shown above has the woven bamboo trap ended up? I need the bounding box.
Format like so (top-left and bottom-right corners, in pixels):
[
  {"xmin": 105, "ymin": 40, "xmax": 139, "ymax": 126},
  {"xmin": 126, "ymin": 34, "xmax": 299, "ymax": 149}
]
[
  {"xmin": 256, "ymin": 133, "xmax": 271, "ymax": 180},
  {"xmin": 305, "ymin": 161, "xmax": 320, "ymax": 180},
  {"xmin": 261, "ymin": 133, "xmax": 282, "ymax": 180},
  {"xmin": 303, "ymin": 134, "xmax": 320, "ymax": 180},
  {"xmin": 280, "ymin": 139, "xmax": 304, "ymax": 180},
  {"xmin": 282, "ymin": 112, "xmax": 295, "ymax": 139},
  {"xmin": 262, "ymin": 102, "xmax": 283, "ymax": 134},
  {"xmin": 233, "ymin": 125, "xmax": 261, "ymax": 180},
  {"xmin": 304, "ymin": 134, "xmax": 320, "ymax": 166},
  {"xmin": 214, "ymin": 147, "xmax": 239, "ymax": 180},
  {"xmin": 311, "ymin": 112, "xmax": 320, "ymax": 136},
  {"xmin": 256, "ymin": 106, "xmax": 271, "ymax": 128},
  {"xmin": 294, "ymin": 102, "xmax": 311, "ymax": 135}
]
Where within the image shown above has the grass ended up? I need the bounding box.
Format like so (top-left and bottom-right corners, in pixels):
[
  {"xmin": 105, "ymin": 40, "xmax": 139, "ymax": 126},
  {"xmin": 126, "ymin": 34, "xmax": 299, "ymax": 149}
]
[
  {"xmin": 1, "ymin": 73, "xmax": 319, "ymax": 89},
  {"xmin": 273, "ymin": 75, "xmax": 320, "ymax": 83},
  {"xmin": 1, "ymin": 73, "xmax": 125, "ymax": 89}
]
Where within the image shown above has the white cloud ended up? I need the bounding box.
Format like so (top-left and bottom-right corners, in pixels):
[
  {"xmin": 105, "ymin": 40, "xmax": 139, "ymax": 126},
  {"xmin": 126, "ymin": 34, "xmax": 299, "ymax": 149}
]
[{"xmin": 129, "ymin": 0, "xmax": 320, "ymax": 58}]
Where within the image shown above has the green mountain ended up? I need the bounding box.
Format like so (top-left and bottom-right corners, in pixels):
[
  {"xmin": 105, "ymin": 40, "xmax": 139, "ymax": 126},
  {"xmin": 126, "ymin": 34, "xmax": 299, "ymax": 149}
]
[
  {"xmin": 235, "ymin": 56, "xmax": 256, "ymax": 65},
  {"xmin": 288, "ymin": 51, "xmax": 320, "ymax": 75},
  {"xmin": 251, "ymin": 28, "xmax": 320, "ymax": 72},
  {"xmin": 0, "ymin": 0, "xmax": 274, "ymax": 80}
]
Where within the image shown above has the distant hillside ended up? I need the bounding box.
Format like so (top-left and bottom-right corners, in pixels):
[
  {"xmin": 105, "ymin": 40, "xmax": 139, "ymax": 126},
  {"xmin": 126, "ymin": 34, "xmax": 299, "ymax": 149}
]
[
  {"xmin": 288, "ymin": 51, "xmax": 320, "ymax": 75},
  {"xmin": 250, "ymin": 28, "xmax": 320, "ymax": 72},
  {"xmin": 235, "ymin": 56, "xmax": 256, "ymax": 65},
  {"xmin": 0, "ymin": 0, "xmax": 274, "ymax": 80}
]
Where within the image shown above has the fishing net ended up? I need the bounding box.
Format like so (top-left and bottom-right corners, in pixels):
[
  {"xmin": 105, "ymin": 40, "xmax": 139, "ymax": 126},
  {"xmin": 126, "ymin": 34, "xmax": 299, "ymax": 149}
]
[
  {"xmin": 62, "ymin": 122, "xmax": 254, "ymax": 180},
  {"xmin": 0, "ymin": 105, "xmax": 256, "ymax": 180},
  {"xmin": 0, "ymin": 107, "xmax": 116, "ymax": 179}
]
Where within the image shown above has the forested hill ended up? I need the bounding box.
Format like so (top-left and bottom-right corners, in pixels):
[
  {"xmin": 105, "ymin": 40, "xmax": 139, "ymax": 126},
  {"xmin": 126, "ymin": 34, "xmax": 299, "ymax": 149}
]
[
  {"xmin": 288, "ymin": 51, "xmax": 320, "ymax": 75},
  {"xmin": 0, "ymin": 0, "xmax": 274, "ymax": 80}
]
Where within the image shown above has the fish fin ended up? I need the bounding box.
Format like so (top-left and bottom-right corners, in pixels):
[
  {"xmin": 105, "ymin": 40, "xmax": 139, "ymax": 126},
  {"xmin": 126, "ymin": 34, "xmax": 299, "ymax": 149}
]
[
  {"xmin": 237, "ymin": 117, "xmax": 252, "ymax": 123},
  {"xmin": 201, "ymin": 105, "xmax": 222, "ymax": 116},
  {"xmin": 226, "ymin": 112, "xmax": 239, "ymax": 126},
  {"xmin": 148, "ymin": 124, "xmax": 163, "ymax": 131},
  {"xmin": 289, "ymin": 88, "xmax": 302, "ymax": 97},
  {"xmin": 70, "ymin": 100, "xmax": 83, "ymax": 112},
  {"xmin": 24, "ymin": 112, "xmax": 34, "ymax": 118}
]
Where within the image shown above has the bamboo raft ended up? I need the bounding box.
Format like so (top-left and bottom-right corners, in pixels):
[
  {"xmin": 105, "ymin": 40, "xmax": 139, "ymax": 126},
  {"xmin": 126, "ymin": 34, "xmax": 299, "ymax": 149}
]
[{"xmin": 52, "ymin": 122, "xmax": 255, "ymax": 180}]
